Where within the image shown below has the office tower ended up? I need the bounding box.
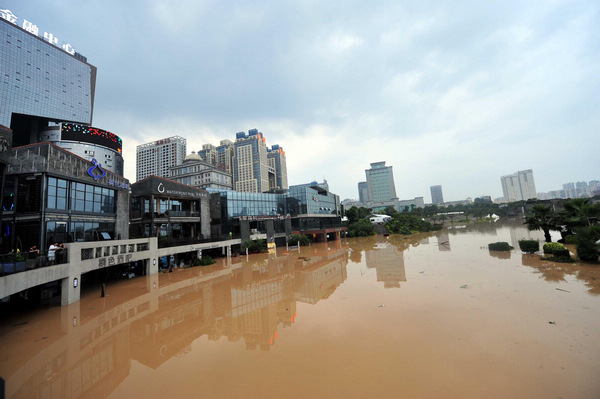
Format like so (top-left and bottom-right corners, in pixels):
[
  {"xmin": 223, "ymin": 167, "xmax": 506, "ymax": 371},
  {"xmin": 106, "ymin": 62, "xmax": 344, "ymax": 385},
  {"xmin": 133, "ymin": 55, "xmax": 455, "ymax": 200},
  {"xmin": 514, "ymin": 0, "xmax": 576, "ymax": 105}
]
[
  {"xmin": 365, "ymin": 161, "xmax": 397, "ymax": 203},
  {"xmin": 216, "ymin": 139, "xmax": 234, "ymax": 173},
  {"xmin": 233, "ymin": 129, "xmax": 268, "ymax": 192},
  {"xmin": 358, "ymin": 181, "xmax": 369, "ymax": 203},
  {"xmin": 170, "ymin": 151, "xmax": 232, "ymax": 190},
  {"xmin": 233, "ymin": 129, "xmax": 288, "ymax": 193},
  {"xmin": 430, "ymin": 185, "xmax": 444, "ymax": 204},
  {"xmin": 1, "ymin": 11, "xmax": 97, "ymax": 146},
  {"xmin": 500, "ymin": 169, "xmax": 537, "ymax": 202},
  {"xmin": 267, "ymin": 144, "xmax": 288, "ymax": 191},
  {"xmin": 136, "ymin": 136, "xmax": 186, "ymax": 181},
  {"xmin": 197, "ymin": 144, "xmax": 217, "ymax": 165}
]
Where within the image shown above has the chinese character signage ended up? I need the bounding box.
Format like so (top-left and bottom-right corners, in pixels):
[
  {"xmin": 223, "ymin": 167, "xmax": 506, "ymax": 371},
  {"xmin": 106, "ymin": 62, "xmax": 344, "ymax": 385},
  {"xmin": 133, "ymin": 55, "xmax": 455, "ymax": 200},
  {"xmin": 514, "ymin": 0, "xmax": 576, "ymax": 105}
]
[{"xmin": 1, "ymin": 9, "xmax": 77, "ymax": 56}]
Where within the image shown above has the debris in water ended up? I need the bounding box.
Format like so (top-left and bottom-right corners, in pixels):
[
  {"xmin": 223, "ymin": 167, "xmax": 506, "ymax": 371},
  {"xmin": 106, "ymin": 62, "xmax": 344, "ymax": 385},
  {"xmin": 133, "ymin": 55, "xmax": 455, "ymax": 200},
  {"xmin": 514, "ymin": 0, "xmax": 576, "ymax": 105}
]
[
  {"xmin": 549, "ymin": 321, "xmax": 556, "ymax": 325},
  {"xmin": 556, "ymin": 288, "xmax": 570, "ymax": 293},
  {"xmin": 379, "ymin": 304, "xmax": 385, "ymax": 307},
  {"xmin": 460, "ymin": 285, "xmax": 469, "ymax": 289}
]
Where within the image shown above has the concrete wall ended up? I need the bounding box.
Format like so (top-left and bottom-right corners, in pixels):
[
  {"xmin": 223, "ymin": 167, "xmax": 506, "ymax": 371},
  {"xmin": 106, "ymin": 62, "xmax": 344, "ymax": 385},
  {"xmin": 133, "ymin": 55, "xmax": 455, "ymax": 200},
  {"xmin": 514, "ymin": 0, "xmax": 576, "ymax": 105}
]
[{"xmin": 116, "ymin": 189, "xmax": 130, "ymax": 239}]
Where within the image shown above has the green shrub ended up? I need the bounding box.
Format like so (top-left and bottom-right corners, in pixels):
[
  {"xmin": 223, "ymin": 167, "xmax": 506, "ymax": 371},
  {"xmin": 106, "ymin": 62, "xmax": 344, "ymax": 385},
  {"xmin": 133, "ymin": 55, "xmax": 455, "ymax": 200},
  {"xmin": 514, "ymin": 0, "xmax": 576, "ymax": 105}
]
[
  {"xmin": 564, "ymin": 235, "xmax": 578, "ymax": 245},
  {"xmin": 543, "ymin": 242, "xmax": 566, "ymax": 255},
  {"xmin": 488, "ymin": 242, "xmax": 513, "ymax": 251},
  {"xmin": 575, "ymin": 226, "xmax": 600, "ymax": 261},
  {"xmin": 551, "ymin": 247, "xmax": 571, "ymax": 259},
  {"xmin": 193, "ymin": 256, "xmax": 216, "ymax": 266},
  {"xmin": 289, "ymin": 234, "xmax": 311, "ymax": 246},
  {"xmin": 242, "ymin": 238, "xmax": 267, "ymax": 253},
  {"xmin": 518, "ymin": 240, "xmax": 539, "ymax": 254}
]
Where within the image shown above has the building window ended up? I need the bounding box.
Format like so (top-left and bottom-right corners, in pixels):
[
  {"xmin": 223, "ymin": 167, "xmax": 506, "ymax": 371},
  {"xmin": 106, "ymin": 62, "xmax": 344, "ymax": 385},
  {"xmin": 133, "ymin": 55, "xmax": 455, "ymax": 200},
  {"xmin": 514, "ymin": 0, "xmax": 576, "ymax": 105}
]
[{"xmin": 47, "ymin": 177, "xmax": 68, "ymax": 210}]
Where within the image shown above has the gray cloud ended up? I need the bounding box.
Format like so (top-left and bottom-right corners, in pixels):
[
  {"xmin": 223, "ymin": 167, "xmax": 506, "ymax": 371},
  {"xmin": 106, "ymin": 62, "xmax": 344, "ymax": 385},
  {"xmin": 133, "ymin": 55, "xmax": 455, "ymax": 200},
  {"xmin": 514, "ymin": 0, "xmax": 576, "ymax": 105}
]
[{"xmin": 4, "ymin": 0, "xmax": 599, "ymax": 201}]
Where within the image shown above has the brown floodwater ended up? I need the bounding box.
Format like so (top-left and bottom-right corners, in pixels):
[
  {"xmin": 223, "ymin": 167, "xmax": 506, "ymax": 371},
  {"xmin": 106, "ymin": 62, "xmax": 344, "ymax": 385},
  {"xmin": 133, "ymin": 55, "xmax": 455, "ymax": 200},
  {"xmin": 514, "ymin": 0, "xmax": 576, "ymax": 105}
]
[{"xmin": 1, "ymin": 221, "xmax": 599, "ymax": 398}]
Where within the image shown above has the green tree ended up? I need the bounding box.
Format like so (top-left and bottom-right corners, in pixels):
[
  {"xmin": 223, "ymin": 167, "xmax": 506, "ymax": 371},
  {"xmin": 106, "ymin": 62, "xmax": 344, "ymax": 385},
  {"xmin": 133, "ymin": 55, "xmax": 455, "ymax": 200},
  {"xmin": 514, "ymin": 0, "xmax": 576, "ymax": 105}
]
[
  {"xmin": 383, "ymin": 206, "xmax": 398, "ymax": 218},
  {"xmin": 574, "ymin": 225, "xmax": 600, "ymax": 261},
  {"xmin": 562, "ymin": 198, "xmax": 600, "ymax": 227},
  {"xmin": 525, "ymin": 205, "xmax": 560, "ymax": 243},
  {"xmin": 345, "ymin": 206, "xmax": 359, "ymax": 223},
  {"xmin": 347, "ymin": 219, "xmax": 376, "ymax": 237}
]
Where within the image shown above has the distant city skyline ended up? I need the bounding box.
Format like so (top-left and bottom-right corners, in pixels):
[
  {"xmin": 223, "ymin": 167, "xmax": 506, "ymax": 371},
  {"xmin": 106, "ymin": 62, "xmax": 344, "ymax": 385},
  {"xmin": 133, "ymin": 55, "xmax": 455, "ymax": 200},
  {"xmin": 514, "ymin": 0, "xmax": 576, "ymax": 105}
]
[{"xmin": 3, "ymin": 1, "xmax": 598, "ymax": 201}]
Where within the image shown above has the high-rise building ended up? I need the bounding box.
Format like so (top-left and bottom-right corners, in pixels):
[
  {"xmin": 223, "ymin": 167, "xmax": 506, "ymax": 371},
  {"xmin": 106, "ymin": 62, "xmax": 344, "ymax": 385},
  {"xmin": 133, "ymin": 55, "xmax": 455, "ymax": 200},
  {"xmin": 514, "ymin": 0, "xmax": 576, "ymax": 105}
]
[
  {"xmin": 365, "ymin": 161, "xmax": 397, "ymax": 204},
  {"xmin": 267, "ymin": 144, "xmax": 288, "ymax": 191},
  {"xmin": 501, "ymin": 169, "xmax": 536, "ymax": 202},
  {"xmin": 170, "ymin": 151, "xmax": 233, "ymax": 190},
  {"xmin": 358, "ymin": 181, "xmax": 369, "ymax": 204},
  {"xmin": 136, "ymin": 136, "xmax": 186, "ymax": 181},
  {"xmin": 1, "ymin": 12, "xmax": 97, "ymax": 146},
  {"xmin": 197, "ymin": 144, "xmax": 217, "ymax": 165},
  {"xmin": 430, "ymin": 185, "xmax": 444, "ymax": 204},
  {"xmin": 216, "ymin": 140, "xmax": 234, "ymax": 173},
  {"xmin": 233, "ymin": 129, "xmax": 287, "ymax": 193}
]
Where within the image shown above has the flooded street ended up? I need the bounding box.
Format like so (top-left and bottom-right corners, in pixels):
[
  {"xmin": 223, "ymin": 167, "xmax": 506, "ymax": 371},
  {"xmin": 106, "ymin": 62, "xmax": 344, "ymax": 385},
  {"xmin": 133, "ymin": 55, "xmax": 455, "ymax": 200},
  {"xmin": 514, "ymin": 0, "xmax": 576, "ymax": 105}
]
[{"xmin": 1, "ymin": 221, "xmax": 599, "ymax": 398}]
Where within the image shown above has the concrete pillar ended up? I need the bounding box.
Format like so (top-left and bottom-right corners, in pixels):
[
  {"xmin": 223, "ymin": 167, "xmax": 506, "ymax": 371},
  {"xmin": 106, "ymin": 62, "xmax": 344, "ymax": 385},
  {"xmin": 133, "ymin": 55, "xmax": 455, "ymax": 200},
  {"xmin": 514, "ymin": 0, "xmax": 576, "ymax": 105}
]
[
  {"xmin": 285, "ymin": 218, "xmax": 292, "ymax": 238},
  {"xmin": 146, "ymin": 237, "xmax": 159, "ymax": 275},
  {"xmin": 146, "ymin": 258, "xmax": 158, "ymax": 275},
  {"xmin": 61, "ymin": 274, "xmax": 81, "ymax": 306},
  {"xmin": 240, "ymin": 220, "xmax": 250, "ymax": 241},
  {"xmin": 60, "ymin": 300, "xmax": 81, "ymax": 333},
  {"xmin": 266, "ymin": 220, "xmax": 275, "ymax": 243},
  {"xmin": 146, "ymin": 273, "xmax": 159, "ymax": 311}
]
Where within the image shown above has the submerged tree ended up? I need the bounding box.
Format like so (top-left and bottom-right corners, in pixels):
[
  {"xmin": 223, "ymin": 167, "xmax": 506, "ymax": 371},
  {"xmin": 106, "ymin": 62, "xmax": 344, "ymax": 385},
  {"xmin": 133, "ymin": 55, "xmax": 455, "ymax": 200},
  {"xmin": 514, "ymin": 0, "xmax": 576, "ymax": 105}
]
[{"xmin": 525, "ymin": 205, "xmax": 560, "ymax": 243}]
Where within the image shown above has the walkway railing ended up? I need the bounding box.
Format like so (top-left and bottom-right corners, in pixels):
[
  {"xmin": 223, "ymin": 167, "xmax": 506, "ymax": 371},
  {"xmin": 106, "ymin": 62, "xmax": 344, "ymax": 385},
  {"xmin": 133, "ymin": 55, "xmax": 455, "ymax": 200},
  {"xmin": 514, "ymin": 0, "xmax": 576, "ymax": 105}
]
[{"xmin": 0, "ymin": 249, "xmax": 69, "ymax": 277}]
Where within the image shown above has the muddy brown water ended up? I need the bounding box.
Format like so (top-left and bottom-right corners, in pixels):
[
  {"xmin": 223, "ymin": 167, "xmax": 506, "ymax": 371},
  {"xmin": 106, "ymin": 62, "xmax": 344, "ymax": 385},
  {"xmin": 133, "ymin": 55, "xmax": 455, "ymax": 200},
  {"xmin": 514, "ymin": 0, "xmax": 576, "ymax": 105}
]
[{"xmin": 1, "ymin": 221, "xmax": 599, "ymax": 398}]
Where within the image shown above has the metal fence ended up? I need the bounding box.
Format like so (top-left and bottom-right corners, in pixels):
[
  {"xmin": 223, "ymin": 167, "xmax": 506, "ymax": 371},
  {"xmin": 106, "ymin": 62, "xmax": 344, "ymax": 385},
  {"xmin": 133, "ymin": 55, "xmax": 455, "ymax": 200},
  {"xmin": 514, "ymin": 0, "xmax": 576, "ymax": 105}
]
[{"xmin": 0, "ymin": 249, "xmax": 69, "ymax": 276}]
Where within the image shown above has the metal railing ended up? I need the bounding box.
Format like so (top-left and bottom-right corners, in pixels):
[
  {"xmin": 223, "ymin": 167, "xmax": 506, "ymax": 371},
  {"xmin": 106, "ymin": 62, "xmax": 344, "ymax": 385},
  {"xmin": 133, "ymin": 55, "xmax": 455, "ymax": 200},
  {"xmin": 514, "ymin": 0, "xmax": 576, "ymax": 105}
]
[
  {"xmin": 157, "ymin": 235, "xmax": 238, "ymax": 248},
  {"xmin": 0, "ymin": 249, "xmax": 69, "ymax": 276}
]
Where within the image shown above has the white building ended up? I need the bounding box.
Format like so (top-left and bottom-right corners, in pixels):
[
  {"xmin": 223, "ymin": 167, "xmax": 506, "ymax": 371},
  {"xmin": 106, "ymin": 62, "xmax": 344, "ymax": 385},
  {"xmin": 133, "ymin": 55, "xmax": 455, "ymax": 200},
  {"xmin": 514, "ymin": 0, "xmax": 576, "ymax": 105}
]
[
  {"xmin": 136, "ymin": 136, "xmax": 186, "ymax": 181},
  {"xmin": 501, "ymin": 169, "xmax": 537, "ymax": 202}
]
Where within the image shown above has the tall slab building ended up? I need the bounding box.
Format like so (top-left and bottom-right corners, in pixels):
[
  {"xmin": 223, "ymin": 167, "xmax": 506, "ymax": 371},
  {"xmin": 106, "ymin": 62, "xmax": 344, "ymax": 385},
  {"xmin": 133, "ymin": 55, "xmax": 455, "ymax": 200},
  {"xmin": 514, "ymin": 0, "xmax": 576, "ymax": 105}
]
[
  {"xmin": 233, "ymin": 129, "xmax": 287, "ymax": 193},
  {"xmin": 365, "ymin": 161, "xmax": 397, "ymax": 203},
  {"xmin": 430, "ymin": 185, "xmax": 444, "ymax": 204},
  {"xmin": 501, "ymin": 169, "xmax": 536, "ymax": 202},
  {"xmin": 136, "ymin": 136, "xmax": 186, "ymax": 181},
  {"xmin": 358, "ymin": 181, "xmax": 369, "ymax": 204}
]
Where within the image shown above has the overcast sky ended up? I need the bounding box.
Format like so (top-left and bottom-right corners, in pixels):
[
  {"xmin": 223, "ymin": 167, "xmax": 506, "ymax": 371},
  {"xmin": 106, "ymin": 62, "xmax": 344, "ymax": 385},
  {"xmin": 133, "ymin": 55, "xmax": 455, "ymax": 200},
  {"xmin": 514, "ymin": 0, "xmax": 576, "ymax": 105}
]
[{"xmin": 3, "ymin": 1, "xmax": 599, "ymax": 201}]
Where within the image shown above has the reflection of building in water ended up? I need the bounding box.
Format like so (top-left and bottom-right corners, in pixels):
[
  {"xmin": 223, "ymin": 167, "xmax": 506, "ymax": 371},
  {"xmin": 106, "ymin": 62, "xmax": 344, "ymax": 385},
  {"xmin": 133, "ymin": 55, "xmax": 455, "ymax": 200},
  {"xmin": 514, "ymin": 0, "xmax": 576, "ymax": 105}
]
[
  {"xmin": 437, "ymin": 231, "xmax": 451, "ymax": 251},
  {"xmin": 1, "ymin": 244, "xmax": 349, "ymax": 394},
  {"xmin": 365, "ymin": 241, "xmax": 406, "ymax": 288},
  {"xmin": 508, "ymin": 223, "xmax": 546, "ymax": 249},
  {"xmin": 130, "ymin": 243, "xmax": 348, "ymax": 358},
  {"xmin": 294, "ymin": 257, "xmax": 347, "ymax": 304},
  {"xmin": 2, "ymin": 280, "xmax": 160, "ymax": 399}
]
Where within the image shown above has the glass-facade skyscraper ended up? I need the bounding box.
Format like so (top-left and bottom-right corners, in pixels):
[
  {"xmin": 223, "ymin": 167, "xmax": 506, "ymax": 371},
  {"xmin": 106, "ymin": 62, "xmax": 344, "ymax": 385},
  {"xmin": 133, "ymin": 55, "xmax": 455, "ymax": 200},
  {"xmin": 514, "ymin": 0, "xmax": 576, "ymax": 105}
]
[{"xmin": 0, "ymin": 14, "xmax": 96, "ymax": 144}]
